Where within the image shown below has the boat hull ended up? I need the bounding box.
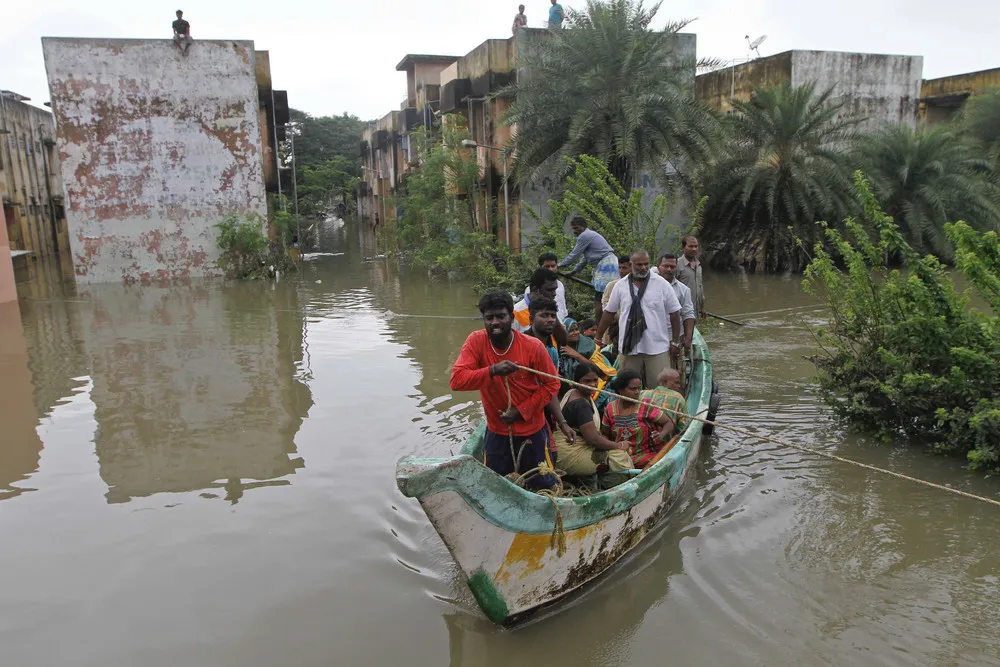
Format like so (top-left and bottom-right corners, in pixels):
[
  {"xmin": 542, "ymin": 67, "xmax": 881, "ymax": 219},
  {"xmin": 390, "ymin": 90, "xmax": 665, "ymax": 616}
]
[{"xmin": 396, "ymin": 331, "xmax": 712, "ymax": 624}]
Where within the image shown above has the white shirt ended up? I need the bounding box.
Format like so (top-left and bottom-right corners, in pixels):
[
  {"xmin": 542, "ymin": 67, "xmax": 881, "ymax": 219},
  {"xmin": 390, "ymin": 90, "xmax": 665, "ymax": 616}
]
[
  {"xmin": 668, "ymin": 277, "xmax": 696, "ymax": 322},
  {"xmin": 606, "ymin": 273, "xmax": 681, "ymax": 355},
  {"xmin": 523, "ymin": 281, "xmax": 568, "ymax": 322}
]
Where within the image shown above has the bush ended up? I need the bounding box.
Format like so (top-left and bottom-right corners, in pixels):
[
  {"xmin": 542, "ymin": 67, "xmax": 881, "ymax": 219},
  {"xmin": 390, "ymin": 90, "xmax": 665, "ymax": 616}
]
[
  {"xmin": 215, "ymin": 212, "xmax": 294, "ymax": 280},
  {"xmin": 803, "ymin": 172, "xmax": 1000, "ymax": 472}
]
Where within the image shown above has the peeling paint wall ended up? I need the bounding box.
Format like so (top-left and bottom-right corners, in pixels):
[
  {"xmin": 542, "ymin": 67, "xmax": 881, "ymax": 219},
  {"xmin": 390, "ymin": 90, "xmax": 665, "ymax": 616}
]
[
  {"xmin": 42, "ymin": 38, "xmax": 267, "ymax": 284},
  {"xmin": 790, "ymin": 51, "xmax": 923, "ymax": 131}
]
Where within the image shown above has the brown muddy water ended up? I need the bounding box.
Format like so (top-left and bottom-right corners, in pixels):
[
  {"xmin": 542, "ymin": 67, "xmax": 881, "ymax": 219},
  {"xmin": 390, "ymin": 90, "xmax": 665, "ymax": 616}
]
[{"xmin": 2, "ymin": 218, "xmax": 999, "ymax": 667}]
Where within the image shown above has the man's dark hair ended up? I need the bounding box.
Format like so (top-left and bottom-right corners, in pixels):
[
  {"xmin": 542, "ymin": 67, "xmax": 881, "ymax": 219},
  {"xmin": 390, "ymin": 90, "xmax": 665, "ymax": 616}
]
[
  {"xmin": 617, "ymin": 254, "xmax": 631, "ymax": 264},
  {"xmin": 528, "ymin": 295, "xmax": 558, "ymax": 316},
  {"xmin": 176, "ymin": 9, "xmax": 183, "ymax": 14},
  {"xmin": 537, "ymin": 252, "xmax": 558, "ymax": 266},
  {"xmin": 579, "ymin": 318, "xmax": 596, "ymax": 331},
  {"xmin": 529, "ymin": 267, "xmax": 558, "ymax": 291},
  {"xmin": 569, "ymin": 215, "xmax": 588, "ymax": 228},
  {"xmin": 478, "ymin": 291, "xmax": 514, "ymax": 315},
  {"xmin": 658, "ymin": 253, "xmax": 677, "ymax": 264},
  {"xmin": 680, "ymin": 235, "xmax": 698, "ymax": 248}
]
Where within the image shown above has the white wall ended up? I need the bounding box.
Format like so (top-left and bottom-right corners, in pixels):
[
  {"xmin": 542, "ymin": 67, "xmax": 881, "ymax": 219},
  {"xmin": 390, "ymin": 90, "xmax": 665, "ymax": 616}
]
[{"xmin": 42, "ymin": 38, "xmax": 267, "ymax": 284}]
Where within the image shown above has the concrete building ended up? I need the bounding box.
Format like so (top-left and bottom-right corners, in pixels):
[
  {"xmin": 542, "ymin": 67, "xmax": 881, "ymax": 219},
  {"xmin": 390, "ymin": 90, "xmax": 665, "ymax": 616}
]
[
  {"xmin": 360, "ymin": 29, "xmax": 695, "ymax": 250},
  {"xmin": 42, "ymin": 38, "xmax": 288, "ymax": 284},
  {"xmin": 1, "ymin": 91, "xmax": 69, "ymax": 266},
  {"xmin": 696, "ymin": 50, "xmax": 924, "ymax": 132},
  {"xmin": 920, "ymin": 66, "xmax": 1000, "ymax": 126}
]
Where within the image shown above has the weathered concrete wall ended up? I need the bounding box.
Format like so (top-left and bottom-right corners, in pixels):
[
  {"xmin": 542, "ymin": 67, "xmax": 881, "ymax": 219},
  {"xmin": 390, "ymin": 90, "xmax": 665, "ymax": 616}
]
[
  {"xmin": 921, "ymin": 66, "xmax": 1000, "ymax": 126},
  {"xmin": 0, "ymin": 211, "xmax": 16, "ymax": 303},
  {"xmin": 695, "ymin": 52, "xmax": 794, "ymax": 113},
  {"xmin": 0, "ymin": 95, "xmax": 69, "ymax": 259},
  {"xmin": 790, "ymin": 50, "xmax": 923, "ymax": 131},
  {"xmin": 42, "ymin": 38, "xmax": 268, "ymax": 284}
]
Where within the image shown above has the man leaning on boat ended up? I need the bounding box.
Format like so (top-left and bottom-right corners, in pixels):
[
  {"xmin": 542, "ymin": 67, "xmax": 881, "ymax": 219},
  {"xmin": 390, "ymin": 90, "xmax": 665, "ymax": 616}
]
[{"xmin": 450, "ymin": 292, "xmax": 562, "ymax": 489}]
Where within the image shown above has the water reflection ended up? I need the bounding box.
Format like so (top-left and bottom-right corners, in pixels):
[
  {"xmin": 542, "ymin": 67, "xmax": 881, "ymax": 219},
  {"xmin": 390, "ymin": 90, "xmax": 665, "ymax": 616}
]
[
  {"xmin": 0, "ymin": 302, "xmax": 43, "ymax": 499},
  {"xmin": 69, "ymin": 281, "xmax": 313, "ymax": 504}
]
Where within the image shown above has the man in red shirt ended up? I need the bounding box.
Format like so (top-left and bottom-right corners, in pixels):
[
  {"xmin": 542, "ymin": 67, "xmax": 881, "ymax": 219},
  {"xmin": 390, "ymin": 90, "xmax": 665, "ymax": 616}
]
[{"xmin": 451, "ymin": 291, "xmax": 561, "ymax": 488}]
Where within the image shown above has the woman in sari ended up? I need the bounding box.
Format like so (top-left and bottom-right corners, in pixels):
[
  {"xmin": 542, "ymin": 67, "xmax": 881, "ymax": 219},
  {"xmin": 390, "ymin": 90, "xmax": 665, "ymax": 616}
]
[
  {"xmin": 601, "ymin": 369, "xmax": 676, "ymax": 468},
  {"xmin": 550, "ymin": 363, "xmax": 634, "ymax": 475},
  {"xmin": 559, "ymin": 317, "xmax": 617, "ymax": 397}
]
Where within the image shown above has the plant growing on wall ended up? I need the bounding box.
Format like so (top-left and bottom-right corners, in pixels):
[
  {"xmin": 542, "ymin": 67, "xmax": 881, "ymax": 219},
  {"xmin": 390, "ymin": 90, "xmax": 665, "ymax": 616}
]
[{"xmin": 215, "ymin": 212, "xmax": 294, "ymax": 280}]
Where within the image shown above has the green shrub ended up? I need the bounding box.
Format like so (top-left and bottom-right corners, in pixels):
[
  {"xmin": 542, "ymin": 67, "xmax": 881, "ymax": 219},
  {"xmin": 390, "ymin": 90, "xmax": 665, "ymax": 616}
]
[
  {"xmin": 803, "ymin": 172, "xmax": 1000, "ymax": 472},
  {"xmin": 215, "ymin": 212, "xmax": 294, "ymax": 280}
]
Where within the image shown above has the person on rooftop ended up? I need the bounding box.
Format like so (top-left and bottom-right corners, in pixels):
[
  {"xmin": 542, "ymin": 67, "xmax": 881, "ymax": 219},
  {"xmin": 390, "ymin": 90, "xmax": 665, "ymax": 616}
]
[
  {"xmin": 548, "ymin": 0, "xmax": 565, "ymax": 29},
  {"xmin": 172, "ymin": 10, "xmax": 192, "ymax": 56},
  {"xmin": 512, "ymin": 4, "xmax": 528, "ymax": 33}
]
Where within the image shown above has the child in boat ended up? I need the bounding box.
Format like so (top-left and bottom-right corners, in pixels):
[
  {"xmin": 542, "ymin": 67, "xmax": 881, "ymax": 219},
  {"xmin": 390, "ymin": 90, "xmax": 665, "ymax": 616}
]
[
  {"xmin": 551, "ymin": 363, "xmax": 633, "ymax": 476},
  {"xmin": 639, "ymin": 368, "xmax": 689, "ymax": 437}
]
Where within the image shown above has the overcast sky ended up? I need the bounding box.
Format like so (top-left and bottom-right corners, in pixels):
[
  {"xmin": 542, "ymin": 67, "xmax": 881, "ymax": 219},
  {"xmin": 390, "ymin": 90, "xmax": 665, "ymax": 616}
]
[{"xmin": 3, "ymin": 0, "xmax": 998, "ymax": 120}]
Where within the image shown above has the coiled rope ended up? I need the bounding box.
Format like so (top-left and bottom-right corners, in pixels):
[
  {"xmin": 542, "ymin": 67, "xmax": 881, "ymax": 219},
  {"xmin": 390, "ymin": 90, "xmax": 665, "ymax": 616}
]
[{"xmin": 511, "ymin": 364, "xmax": 1000, "ymax": 509}]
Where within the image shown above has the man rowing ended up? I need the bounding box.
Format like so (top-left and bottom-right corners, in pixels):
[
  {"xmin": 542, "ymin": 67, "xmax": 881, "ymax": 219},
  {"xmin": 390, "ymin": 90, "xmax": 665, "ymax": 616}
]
[
  {"xmin": 557, "ymin": 216, "xmax": 618, "ymax": 320},
  {"xmin": 451, "ymin": 292, "xmax": 561, "ymax": 488}
]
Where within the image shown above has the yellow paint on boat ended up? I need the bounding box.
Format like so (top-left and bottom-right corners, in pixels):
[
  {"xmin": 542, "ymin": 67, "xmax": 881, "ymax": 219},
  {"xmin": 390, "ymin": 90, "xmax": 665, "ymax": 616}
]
[{"xmin": 495, "ymin": 523, "xmax": 598, "ymax": 584}]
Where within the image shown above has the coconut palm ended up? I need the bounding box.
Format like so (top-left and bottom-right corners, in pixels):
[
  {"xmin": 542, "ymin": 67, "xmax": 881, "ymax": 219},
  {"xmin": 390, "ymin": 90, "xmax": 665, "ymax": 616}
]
[
  {"xmin": 700, "ymin": 82, "xmax": 859, "ymax": 272},
  {"xmin": 857, "ymin": 123, "xmax": 1000, "ymax": 258},
  {"xmin": 500, "ymin": 0, "xmax": 718, "ymax": 192}
]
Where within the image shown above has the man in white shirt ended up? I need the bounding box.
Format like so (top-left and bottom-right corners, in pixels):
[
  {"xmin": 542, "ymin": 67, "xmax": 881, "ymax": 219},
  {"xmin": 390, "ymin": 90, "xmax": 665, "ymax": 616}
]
[
  {"xmin": 595, "ymin": 249, "xmax": 681, "ymax": 389},
  {"xmin": 525, "ymin": 252, "xmax": 568, "ymax": 321},
  {"xmin": 656, "ymin": 253, "xmax": 696, "ymax": 352}
]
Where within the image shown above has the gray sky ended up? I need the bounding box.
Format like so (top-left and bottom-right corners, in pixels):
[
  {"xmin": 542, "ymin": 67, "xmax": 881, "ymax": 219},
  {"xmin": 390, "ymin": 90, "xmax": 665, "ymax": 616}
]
[{"xmin": 3, "ymin": 0, "xmax": 998, "ymax": 120}]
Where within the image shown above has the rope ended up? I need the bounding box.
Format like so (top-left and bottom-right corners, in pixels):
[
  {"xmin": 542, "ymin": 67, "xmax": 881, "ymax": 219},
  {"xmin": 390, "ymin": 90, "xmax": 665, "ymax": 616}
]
[{"xmin": 512, "ymin": 364, "xmax": 1000, "ymax": 509}]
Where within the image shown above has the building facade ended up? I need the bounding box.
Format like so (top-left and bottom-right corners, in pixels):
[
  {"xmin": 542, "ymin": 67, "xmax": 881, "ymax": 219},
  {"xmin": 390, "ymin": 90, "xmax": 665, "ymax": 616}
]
[
  {"xmin": 696, "ymin": 50, "xmax": 924, "ymax": 132},
  {"xmin": 42, "ymin": 38, "xmax": 288, "ymax": 284},
  {"xmin": 920, "ymin": 66, "xmax": 1000, "ymax": 126},
  {"xmin": 0, "ymin": 91, "xmax": 68, "ymax": 264}
]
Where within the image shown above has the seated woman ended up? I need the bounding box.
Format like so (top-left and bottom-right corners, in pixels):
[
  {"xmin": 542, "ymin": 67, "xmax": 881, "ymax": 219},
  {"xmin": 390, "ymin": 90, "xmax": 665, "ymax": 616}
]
[
  {"xmin": 559, "ymin": 317, "xmax": 616, "ymax": 396},
  {"xmin": 601, "ymin": 369, "xmax": 676, "ymax": 468},
  {"xmin": 551, "ymin": 363, "xmax": 634, "ymax": 476}
]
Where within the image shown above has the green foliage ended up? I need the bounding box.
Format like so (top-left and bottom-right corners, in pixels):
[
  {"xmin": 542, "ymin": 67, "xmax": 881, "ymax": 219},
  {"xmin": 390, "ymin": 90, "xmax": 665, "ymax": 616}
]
[
  {"xmin": 958, "ymin": 87, "xmax": 1000, "ymax": 171},
  {"xmin": 856, "ymin": 123, "xmax": 1000, "ymax": 258},
  {"xmin": 215, "ymin": 212, "xmax": 294, "ymax": 280},
  {"xmin": 287, "ymin": 109, "xmax": 366, "ymax": 215},
  {"xmin": 500, "ymin": 0, "xmax": 718, "ymax": 191},
  {"xmin": 700, "ymin": 82, "xmax": 859, "ymax": 272},
  {"xmin": 803, "ymin": 172, "xmax": 1000, "ymax": 472},
  {"xmin": 528, "ymin": 154, "xmax": 686, "ymax": 257}
]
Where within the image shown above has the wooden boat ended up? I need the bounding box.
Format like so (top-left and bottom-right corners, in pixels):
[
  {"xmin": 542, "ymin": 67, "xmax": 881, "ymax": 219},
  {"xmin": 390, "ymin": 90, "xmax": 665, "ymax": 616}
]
[{"xmin": 395, "ymin": 331, "xmax": 713, "ymax": 625}]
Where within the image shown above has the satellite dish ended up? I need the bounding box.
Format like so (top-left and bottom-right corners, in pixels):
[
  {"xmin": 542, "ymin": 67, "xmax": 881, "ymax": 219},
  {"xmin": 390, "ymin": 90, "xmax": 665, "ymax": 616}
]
[{"xmin": 746, "ymin": 34, "xmax": 767, "ymax": 58}]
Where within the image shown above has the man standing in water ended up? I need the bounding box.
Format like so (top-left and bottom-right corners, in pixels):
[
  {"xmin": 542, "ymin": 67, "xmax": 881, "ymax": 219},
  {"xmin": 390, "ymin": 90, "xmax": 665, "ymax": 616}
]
[
  {"xmin": 451, "ymin": 292, "xmax": 561, "ymax": 488},
  {"xmin": 676, "ymin": 235, "xmax": 705, "ymax": 319},
  {"xmin": 558, "ymin": 216, "xmax": 618, "ymax": 321},
  {"xmin": 172, "ymin": 10, "xmax": 192, "ymax": 55},
  {"xmin": 595, "ymin": 249, "xmax": 682, "ymax": 390}
]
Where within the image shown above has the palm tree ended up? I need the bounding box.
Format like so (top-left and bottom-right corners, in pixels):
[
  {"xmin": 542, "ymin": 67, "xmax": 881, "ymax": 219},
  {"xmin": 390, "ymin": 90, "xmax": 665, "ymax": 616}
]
[
  {"xmin": 959, "ymin": 87, "xmax": 1000, "ymax": 170},
  {"xmin": 700, "ymin": 82, "xmax": 859, "ymax": 272},
  {"xmin": 857, "ymin": 123, "xmax": 1000, "ymax": 258},
  {"xmin": 500, "ymin": 0, "xmax": 718, "ymax": 192}
]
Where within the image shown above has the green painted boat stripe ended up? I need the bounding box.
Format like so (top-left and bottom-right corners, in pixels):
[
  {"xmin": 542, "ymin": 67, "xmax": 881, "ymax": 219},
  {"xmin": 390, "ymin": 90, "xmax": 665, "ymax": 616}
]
[{"xmin": 467, "ymin": 568, "xmax": 509, "ymax": 624}]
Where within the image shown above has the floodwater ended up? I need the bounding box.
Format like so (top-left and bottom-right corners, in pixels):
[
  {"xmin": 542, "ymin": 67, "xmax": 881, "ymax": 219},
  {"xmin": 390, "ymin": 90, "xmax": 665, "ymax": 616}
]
[{"xmin": 2, "ymin": 218, "xmax": 1000, "ymax": 667}]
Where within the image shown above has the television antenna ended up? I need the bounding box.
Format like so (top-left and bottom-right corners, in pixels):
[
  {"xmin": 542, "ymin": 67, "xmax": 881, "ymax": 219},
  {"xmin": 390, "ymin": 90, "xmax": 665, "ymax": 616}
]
[{"xmin": 745, "ymin": 34, "xmax": 767, "ymax": 59}]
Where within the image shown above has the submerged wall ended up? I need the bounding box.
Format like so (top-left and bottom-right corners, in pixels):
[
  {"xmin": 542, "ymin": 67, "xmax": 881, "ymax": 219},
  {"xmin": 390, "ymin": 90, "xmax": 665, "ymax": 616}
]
[{"xmin": 42, "ymin": 38, "xmax": 267, "ymax": 284}]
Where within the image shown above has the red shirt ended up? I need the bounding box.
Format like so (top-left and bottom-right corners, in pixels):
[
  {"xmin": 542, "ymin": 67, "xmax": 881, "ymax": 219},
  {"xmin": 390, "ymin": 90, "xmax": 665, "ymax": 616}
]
[{"xmin": 450, "ymin": 329, "xmax": 560, "ymax": 436}]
